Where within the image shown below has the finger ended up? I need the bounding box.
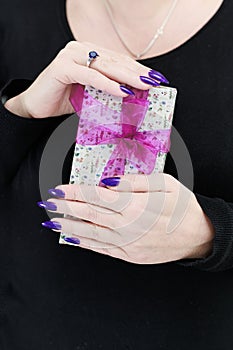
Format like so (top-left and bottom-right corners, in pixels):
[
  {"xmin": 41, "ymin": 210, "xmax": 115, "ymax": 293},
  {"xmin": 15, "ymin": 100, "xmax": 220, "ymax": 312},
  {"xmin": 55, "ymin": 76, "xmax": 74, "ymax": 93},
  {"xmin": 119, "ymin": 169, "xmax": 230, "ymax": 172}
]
[
  {"xmin": 50, "ymin": 184, "xmax": 133, "ymax": 213},
  {"xmin": 56, "ymin": 60, "xmax": 128, "ymax": 97},
  {"xmin": 51, "ymin": 217, "xmax": 125, "ymax": 246},
  {"xmin": 82, "ymin": 42, "xmax": 165, "ymax": 85},
  {"xmin": 101, "ymin": 173, "xmax": 177, "ymax": 193},
  {"xmin": 86, "ymin": 56, "xmax": 159, "ymax": 91},
  {"xmin": 46, "ymin": 198, "xmax": 120, "ymax": 228},
  {"xmin": 48, "ymin": 219, "xmax": 154, "ymax": 264},
  {"xmin": 66, "ymin": 41, "xmax": 162, "ymax": 90}
]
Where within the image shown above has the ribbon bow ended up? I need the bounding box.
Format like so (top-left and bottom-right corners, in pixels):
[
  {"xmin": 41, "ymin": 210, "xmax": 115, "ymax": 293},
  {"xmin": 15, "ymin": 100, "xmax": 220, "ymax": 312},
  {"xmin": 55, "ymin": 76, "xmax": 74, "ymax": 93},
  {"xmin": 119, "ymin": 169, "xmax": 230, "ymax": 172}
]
[{"xmin": 70, "ymin": 84, "xmax": 171, "ymax": 182}]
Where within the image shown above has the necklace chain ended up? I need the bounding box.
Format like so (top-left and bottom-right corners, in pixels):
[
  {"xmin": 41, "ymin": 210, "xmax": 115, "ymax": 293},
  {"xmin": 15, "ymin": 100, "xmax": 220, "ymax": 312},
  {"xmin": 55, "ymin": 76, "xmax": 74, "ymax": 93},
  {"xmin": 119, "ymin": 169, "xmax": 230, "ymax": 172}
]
[{"xmin": 104, "ymin": 0, "xmax": 179, "ymax": 60}]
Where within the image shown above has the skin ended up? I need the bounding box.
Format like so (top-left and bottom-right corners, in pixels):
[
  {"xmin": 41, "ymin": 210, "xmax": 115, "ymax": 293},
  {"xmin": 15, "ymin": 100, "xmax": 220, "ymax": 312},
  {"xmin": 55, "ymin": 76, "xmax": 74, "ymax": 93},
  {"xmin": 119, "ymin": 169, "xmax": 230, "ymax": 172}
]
[
  {"xmin": 5, "ymin": 0, "xmax": 223, "ymax": 262},
  {"xmin": 66, "ymin": 0, "xmax": 224, "ymax": 60},
  {"xmin": 48, "ymin": 174, "xmax": 215, "ymax": 263}
]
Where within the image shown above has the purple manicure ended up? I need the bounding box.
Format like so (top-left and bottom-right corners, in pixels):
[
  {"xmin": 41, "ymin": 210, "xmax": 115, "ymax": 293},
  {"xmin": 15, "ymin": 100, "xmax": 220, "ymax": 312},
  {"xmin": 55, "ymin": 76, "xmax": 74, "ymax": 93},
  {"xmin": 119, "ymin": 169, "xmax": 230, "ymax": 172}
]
[
  {"xmin": 148, "ymin": 70, "xmax": 169, "ymax": 84},
  {"xmin": 120, "ymin": 85, "xmax": 135, "ymax": 96},
  {"xmin": 48, "ymin": 188, "xmax": 65, "ymax": 198},
  {"xmin": 101, "ymin": 177, "xmax": 121, "ymax": 187},
  {"xmin": 41, "ymin": 221, "xmax": 62, "ymax": 230},
  {"xmin": 37, "ymin": 201, "xmax": 57, "ymax": 211},
  {"xmin": 139, "ymin": 76, "xmax": 160, "ymax": 87},
  {"xmin": 64, "ymin": 236, "xmax": 81, "ymax": 245}
]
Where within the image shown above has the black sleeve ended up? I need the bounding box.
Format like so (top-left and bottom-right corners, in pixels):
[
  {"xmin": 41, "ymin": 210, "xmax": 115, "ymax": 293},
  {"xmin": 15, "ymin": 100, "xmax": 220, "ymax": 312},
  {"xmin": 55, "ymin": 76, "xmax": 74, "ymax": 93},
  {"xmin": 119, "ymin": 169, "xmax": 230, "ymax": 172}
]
[
  {"xmin": 176, "ymin": 193, "xmax": 233, "ymax": 272},
  {"xmin": 0, "ymin": 79, "xmax": 69, "ymax": 188}
]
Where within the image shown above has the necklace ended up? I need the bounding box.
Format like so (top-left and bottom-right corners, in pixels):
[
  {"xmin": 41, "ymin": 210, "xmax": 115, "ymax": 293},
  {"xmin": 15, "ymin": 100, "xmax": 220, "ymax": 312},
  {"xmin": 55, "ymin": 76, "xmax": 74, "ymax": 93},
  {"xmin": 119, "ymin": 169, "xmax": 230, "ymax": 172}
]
[{"xmin": 104, "ymin": 0, "xmax": 179, "ymax": 60}]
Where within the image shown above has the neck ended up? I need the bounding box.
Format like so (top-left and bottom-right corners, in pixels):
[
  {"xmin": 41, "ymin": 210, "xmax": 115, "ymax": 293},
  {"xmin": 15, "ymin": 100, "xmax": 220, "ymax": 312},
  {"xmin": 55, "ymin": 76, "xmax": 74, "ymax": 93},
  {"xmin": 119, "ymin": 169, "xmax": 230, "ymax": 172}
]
[{"xmin": 106, "ymin": 0, "xmax": 172, "ymax": 22}]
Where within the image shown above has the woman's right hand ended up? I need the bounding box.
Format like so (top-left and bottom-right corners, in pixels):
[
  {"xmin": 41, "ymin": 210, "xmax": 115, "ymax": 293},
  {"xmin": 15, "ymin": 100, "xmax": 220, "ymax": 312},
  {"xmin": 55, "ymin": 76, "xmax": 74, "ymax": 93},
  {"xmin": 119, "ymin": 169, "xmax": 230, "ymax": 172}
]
[{"xmin": 4, "ymin": 41, "xmax": 164, "ymax": 119}]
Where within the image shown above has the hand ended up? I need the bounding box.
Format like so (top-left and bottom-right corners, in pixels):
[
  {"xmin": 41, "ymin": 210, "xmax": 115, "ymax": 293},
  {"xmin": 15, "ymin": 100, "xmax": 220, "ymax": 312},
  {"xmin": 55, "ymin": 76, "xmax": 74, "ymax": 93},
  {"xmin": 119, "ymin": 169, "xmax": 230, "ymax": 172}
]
[
  {"xmin": 4, "ymin": 41, "xmax": 166, "ymax": 119},
  {"xmin": 39, "ymin": 174, "xmax": 215, "ymax": 265}
]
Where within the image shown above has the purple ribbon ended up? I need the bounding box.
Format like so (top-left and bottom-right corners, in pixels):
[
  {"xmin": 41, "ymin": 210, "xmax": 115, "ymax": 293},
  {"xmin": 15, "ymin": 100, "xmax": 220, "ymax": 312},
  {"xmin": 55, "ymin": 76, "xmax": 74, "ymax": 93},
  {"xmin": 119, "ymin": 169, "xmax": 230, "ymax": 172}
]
[{"xmin": 70, "ymin": 84, "xmax": 171, "ymax": 182}]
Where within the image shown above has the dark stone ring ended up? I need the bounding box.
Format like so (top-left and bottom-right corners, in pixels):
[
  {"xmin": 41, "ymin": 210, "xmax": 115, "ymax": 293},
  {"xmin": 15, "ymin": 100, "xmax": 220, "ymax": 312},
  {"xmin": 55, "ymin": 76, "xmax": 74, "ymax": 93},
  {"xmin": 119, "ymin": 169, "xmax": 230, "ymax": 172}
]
[{"xmin": 86, "ymin": 51, "xmax": 99, "ymax": 67}]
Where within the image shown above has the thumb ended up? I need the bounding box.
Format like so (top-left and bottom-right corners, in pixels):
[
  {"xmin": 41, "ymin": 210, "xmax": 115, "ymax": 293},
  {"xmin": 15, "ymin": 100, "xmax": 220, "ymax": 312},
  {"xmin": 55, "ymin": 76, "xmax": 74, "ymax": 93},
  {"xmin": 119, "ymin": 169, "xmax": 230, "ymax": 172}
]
[{"xmin": 100, "ymin": 173, "xmax": 176, "ymax": 192}]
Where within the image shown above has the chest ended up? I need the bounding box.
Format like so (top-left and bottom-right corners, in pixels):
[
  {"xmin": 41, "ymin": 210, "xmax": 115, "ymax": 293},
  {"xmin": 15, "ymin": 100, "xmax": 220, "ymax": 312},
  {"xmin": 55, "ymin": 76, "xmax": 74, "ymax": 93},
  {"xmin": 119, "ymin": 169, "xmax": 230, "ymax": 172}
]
[{"xmin": 66, "ymin": 0, "xmax": 224, "ymax": 60}]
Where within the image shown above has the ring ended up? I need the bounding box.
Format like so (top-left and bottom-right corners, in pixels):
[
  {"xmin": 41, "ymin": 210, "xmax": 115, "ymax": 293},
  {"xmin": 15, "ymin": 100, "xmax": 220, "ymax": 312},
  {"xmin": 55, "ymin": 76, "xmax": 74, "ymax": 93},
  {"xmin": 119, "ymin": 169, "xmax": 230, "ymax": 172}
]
[{"xmin": 86, "ymin": 51, "xmax": 99, "ymax": 67}]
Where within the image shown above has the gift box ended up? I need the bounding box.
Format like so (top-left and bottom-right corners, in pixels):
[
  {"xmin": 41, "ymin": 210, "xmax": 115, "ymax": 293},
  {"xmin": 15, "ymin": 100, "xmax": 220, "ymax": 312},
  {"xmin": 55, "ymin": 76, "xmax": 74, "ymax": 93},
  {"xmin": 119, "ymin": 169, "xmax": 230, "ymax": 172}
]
[{"xmin": 59, "ymin": 83, "xmax": 177, "ymax": 245}]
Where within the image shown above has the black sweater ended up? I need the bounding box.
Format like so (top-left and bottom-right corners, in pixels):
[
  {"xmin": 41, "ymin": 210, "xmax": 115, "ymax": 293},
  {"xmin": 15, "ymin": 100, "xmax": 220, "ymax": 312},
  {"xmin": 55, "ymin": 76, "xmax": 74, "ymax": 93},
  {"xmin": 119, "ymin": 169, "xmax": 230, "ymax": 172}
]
[{"xmin": 1, "ymin": 0, "xmax": 233, "ymax": 349}]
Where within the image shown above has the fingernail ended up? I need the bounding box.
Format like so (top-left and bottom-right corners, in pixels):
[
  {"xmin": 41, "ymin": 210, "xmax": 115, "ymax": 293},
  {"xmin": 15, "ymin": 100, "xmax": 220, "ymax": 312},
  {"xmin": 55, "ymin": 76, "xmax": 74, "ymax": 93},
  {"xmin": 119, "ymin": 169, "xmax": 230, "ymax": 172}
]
[
  {"xmin": 63, "ymin": 236, "xmax": 81, "ymax": 245},
  {"xmin": 148, "ymin": 70, "xmax": 169, "ymax": 84},
  {"xmin": 101, "ymin": 177, "xmax": 121, "ymax": 187},
  {"xmin": 48, "ymin": 188, "xmax": 65, "ymax": 198},
  {"xmin": 119, "ymin": 85, "xmax": 135, "ymax": 96},
  {"xmin": 37, "ymin": 201, "xmax": 57, "ymax": 211},
  {"xmin": 139, "ymin": 76, "xmax": 160, "ymax": 86},
  {"xmin": 41, "ymin": 221, "xmax": 62, "ymax": 230}
]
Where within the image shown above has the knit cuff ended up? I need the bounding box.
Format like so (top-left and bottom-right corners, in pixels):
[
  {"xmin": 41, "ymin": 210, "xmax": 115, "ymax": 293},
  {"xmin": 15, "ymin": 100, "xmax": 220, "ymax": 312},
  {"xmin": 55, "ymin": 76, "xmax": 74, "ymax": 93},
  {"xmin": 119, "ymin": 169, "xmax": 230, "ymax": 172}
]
[{"xmin": 176, "ymin": 193, "xmax": 233, "ymax": 272}]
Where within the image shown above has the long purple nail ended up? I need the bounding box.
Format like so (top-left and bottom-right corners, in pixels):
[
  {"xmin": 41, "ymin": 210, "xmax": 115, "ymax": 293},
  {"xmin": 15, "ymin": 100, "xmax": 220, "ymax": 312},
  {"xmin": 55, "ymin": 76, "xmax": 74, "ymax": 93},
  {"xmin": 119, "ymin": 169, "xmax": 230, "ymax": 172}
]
[
  {"xmin": 139, "ymin": 76, "xmax": 160, "ymax": 87},
  {"xmin": 148, "ymin": 70, "xmax": 169, "ymax": 84},
  {"xmin": 48, "ymin": 188, "xmax": 65, "ymax": 198},
  {"xmin": 120, "ymin": 85, "xmax": 135, "ymax": 96},
  {"xmin": 42, "ymin": 221, "xmax": 62, "ymax": 230},
  {"xmin": 37, "ymin": 201, "xmax": 57, "ymax": 211},
  {"xmin": 101, "ymin": 177, "xmax": 121, "ymax": 187},
  {"xmin": 64, "ymin": 236, "xmax": 81, "ymax": 245}
]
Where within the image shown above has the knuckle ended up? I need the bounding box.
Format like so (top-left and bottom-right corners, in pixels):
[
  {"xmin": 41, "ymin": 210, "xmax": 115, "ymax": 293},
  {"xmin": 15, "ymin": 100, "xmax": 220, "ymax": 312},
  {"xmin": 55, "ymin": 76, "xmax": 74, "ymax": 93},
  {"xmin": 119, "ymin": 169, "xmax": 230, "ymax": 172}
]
[
  {"xmin": 96, "ymin": 57, "xmax": 108, "ymax": 69},
  {"xmin": 56, "ymin": 48, "xmax": 68, "ymax": 61},
  {"xmin": 134, "ymin": 61, "xmax": 147, "ymax": 73},
  {"xmin": 86, "ymin": 205, "xmax": 98, "ymax": 222},
  {"xmin": 54, "ymin": 51, "xmax": 73, "ymax": 73},
  {"xmin": 90, "ymin": 224, "xmax": 99, "ymax": 239},
  {"xmin": 106, "ymin": 55, "xmax": 121, "ymax": 65},
  {"xmin": 124, "ymin": 54, "xmax": 134, "ymax": 63},
  {"xmin": 65, "ymin": 40, "xmax": 78, "ymax": 50},
  {"xmin": 81, "ymin": 40, "xmax": 92, "ymax": 46},
  {"xmin": 117, "ymin": 52, "xmax": 131, "ymax": 62},
  {"xmin": 165, "ymin": 173, "xmax": 175, "ymax": 182},
  {"xmin": 135, "ymin": 59, "xmax": 150, "ymax": 71}
]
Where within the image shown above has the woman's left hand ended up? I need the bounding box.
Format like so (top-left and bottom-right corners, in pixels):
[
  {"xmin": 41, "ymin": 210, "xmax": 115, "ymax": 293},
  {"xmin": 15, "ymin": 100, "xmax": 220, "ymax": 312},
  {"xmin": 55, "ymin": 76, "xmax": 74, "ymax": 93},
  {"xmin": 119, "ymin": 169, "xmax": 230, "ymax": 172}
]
[{"xmin": 40, "ymin": 173, "xmax": 215, "ymax": 264}]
